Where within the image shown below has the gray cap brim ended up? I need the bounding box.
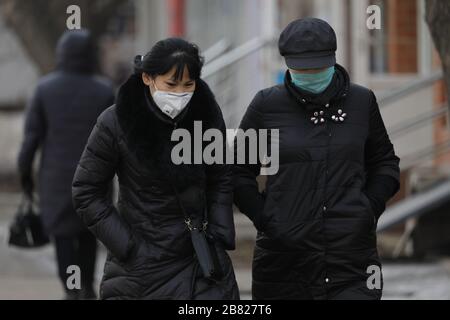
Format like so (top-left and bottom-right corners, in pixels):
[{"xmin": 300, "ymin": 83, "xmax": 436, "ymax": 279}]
[{"xmin": 285, "ymin": 53, "xmax": 336, "ymax": 70}]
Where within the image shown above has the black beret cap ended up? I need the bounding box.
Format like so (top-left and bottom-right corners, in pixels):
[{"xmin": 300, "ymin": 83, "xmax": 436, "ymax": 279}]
[{"xmin": 279, "ymin": 17, "xmax": 337, "ymax": 69}]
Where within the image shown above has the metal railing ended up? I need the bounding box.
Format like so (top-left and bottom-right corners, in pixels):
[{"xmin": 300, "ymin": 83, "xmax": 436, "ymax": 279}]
[
  {"xmin": 378, "ymin": 72, "xmax": 448, "ymax": 172},
  {"xmin": 375, "ymin": 72, "xmax": 449, "ymax": 233},
  {"xmin": 388, "ymin": 103, "xmax": 448, "ymax": 139},
  {"xmin": 378, "ymin": 71, "xmax": 443, "ymax": 107},
  {"xmin": 377, "ymin": 179, "xmax": 450, "ymax": 233},
  {"xmin": 203, "ymin": 38, "xmax": 231, "ymax": 64},
  {"xmin": 399, "ymin": 138, "xmax": 450, "ymax": 171},
  {"xmin": 202, "ymin": 37, "xmax": 275, "ymax": 79}
]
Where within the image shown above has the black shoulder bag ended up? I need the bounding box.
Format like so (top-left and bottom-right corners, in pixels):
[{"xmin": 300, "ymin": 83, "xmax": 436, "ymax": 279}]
[{"xmin": 168, "ymin": 178, "xmax": 224, "ymax": 282}]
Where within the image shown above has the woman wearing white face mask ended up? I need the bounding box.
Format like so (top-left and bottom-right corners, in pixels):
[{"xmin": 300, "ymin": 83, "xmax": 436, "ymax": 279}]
[{"xmin": 72, "ymin": 38, "xmax": 239, "ymax": 300}]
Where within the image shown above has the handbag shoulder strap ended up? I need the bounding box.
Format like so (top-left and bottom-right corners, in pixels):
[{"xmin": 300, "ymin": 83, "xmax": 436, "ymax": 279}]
[{"xmin": 166, "ymin": 166, "xmax": 208, "ymax": 230}]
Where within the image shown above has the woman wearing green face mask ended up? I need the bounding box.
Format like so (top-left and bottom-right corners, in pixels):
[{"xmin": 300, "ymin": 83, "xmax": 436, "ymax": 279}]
[
  {"xmin": 289, "ymin": 66, "xmax": 336, "ymax": 94},
  {"xmin": 233, "ymin": 18, "xmax": 400, "ymax": 300}
]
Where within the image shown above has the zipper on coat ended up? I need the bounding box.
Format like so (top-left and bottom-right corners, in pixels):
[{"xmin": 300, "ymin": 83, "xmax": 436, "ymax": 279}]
[
  {"xmin": 322, "ymin": 120, "xmax": 332, "ymax": 291},
  {"xmin": 323, "ymin": 121, "xmax": 332, "ymax": 211}
]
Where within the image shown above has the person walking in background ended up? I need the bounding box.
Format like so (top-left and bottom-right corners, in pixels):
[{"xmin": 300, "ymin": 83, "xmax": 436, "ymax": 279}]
[
  {"xmin": 233, "ymin": 18, "xmax": 400, "ymax": 300},
  {"xmin": 17, "ymin": 30, "xmax": 115, "ymax": 300},
  {"xmin": 72, "ymin": 38, "xmax": 239, "ymax": 300}
]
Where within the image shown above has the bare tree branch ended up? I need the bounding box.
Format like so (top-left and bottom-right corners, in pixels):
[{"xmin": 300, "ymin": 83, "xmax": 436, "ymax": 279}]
[
  {"xmin": 425, "ymin": 0, "xmax": 450, "ymax": 110},
  {"xmin": 0, "ymin": 0, "xmax": 128, "ymax": 74}
]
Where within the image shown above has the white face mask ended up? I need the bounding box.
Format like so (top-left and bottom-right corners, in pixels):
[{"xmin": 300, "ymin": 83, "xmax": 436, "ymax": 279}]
[{"xmin": 151, "ymin": 82, "xmax": 194, "ymax": 119}]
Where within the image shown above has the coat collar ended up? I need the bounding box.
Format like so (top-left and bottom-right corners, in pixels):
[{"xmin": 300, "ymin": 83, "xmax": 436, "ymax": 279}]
[
  {"xmin": 284, "ymin": 63, "xmax": 350, "ymax": 111},
  {"xmin": 114, "ymin": 74, "xmax": 223, "ymax": 181}
]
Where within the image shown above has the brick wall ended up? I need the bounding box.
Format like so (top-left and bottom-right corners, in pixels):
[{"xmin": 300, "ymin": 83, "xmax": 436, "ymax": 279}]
[{"xmin": 387, "ymin": 0, "xmax": 418, "ymax": 73}]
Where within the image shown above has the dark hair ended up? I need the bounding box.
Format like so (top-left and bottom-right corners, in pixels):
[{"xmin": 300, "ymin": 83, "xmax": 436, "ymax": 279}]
[{"xmin": 134, "ymin": 38, "xmax": 204, "ymax": 81}]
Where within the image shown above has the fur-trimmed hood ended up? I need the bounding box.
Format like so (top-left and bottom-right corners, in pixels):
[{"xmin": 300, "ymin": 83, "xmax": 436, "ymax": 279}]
[{"xmin": 114, "ymin": 73, "xmax": 225, "ymax": 186}]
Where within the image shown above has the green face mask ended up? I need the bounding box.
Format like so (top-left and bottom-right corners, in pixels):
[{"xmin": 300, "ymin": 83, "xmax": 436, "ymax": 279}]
[{"xmin": 290, "ymin": 66, "xmax": 335, "ymax": 94}]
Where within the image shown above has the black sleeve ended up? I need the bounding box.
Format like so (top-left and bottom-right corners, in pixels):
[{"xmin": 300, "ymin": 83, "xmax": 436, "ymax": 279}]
[
  {"xmin": 364, "ymin": 174, "xmax": 398, "ymax": 219},
  {"xmin": 364, "ymin": 91, "xmax": 401, "ymax": 218},
  {"xmin": 205, "ymin": 106, "xmax": 236, "ymax": 250},
  {"xmin": 233, "ymin": 91, "xmax": 266, "ymax": 230},
  {"xmin": 72, "ymin": 110, "xmax": 136, "ymax": 262},
  {"xmin": 17, "ymin": 86, "xmax": 47, "ymax": 176}
]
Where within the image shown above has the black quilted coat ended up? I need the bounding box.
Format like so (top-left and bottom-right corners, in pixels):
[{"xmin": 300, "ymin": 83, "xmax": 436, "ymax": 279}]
[
  {"xmin": 233, "ymin": 64, "xmax": 400, "ymax": 300},
  {"xmin": 72, "ymin": 74, "xmax": 239, "ymax": 300}
]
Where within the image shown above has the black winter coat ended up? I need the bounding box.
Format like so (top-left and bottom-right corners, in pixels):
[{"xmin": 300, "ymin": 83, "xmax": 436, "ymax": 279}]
[
  {"xmin": 233, "ymin": 64, "xmax": 400, "ymax": 300},
  {"xmin": 18, "ymin": 31, "xmax": 114, "ymax": 236},
  {"xmin": 72, "ymin": 74, "xmax": 239, "ymax": 300}
]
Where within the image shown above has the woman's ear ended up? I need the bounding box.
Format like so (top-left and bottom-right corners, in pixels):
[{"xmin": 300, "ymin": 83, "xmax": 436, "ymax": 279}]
[{"xmin": 142, "ymin": 73, "xmax": 152, "ymax": 86}]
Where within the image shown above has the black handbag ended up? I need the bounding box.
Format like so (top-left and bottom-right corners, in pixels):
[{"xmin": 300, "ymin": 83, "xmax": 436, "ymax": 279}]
[
  {"xmin": 8, "ymin": 194, "xmax": 50, "ymax": 248},
  {"xmin": 169, "ymin": 180, "xmax": 224, "ymax": 282}
]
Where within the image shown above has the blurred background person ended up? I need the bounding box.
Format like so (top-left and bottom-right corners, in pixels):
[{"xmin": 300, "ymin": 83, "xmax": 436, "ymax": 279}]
[{"xmin": 17, "ymin": 29, "xmax": 115, "ymax": 300}]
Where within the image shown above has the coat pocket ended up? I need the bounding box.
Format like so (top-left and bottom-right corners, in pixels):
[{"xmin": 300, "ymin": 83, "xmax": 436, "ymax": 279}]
[
  {"xmin": 256, "ymin": 189, "xmax": 278, "ymax": 233},
  {"xmin": 360, "ymin": 191, "xmax": 377, "ymax": 228},
  {"xmin": 116, "ymin": 239, "xmax": 159, "ymax": 273}
]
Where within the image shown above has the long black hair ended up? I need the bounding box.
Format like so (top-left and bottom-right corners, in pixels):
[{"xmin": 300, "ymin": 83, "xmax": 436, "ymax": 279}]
[{"xmin": 134, "ymin": 38, "xmax": 204, "ymax": 81}]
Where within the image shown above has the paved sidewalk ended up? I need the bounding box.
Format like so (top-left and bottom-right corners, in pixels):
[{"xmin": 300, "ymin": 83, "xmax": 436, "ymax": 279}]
[
  {"xmin": 0, "ymin": 192, "xmax": 253, "ymax": 299},
  {"xmin": 2, "ymin": 192, "xmax": 450, "ymax": 300}
]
